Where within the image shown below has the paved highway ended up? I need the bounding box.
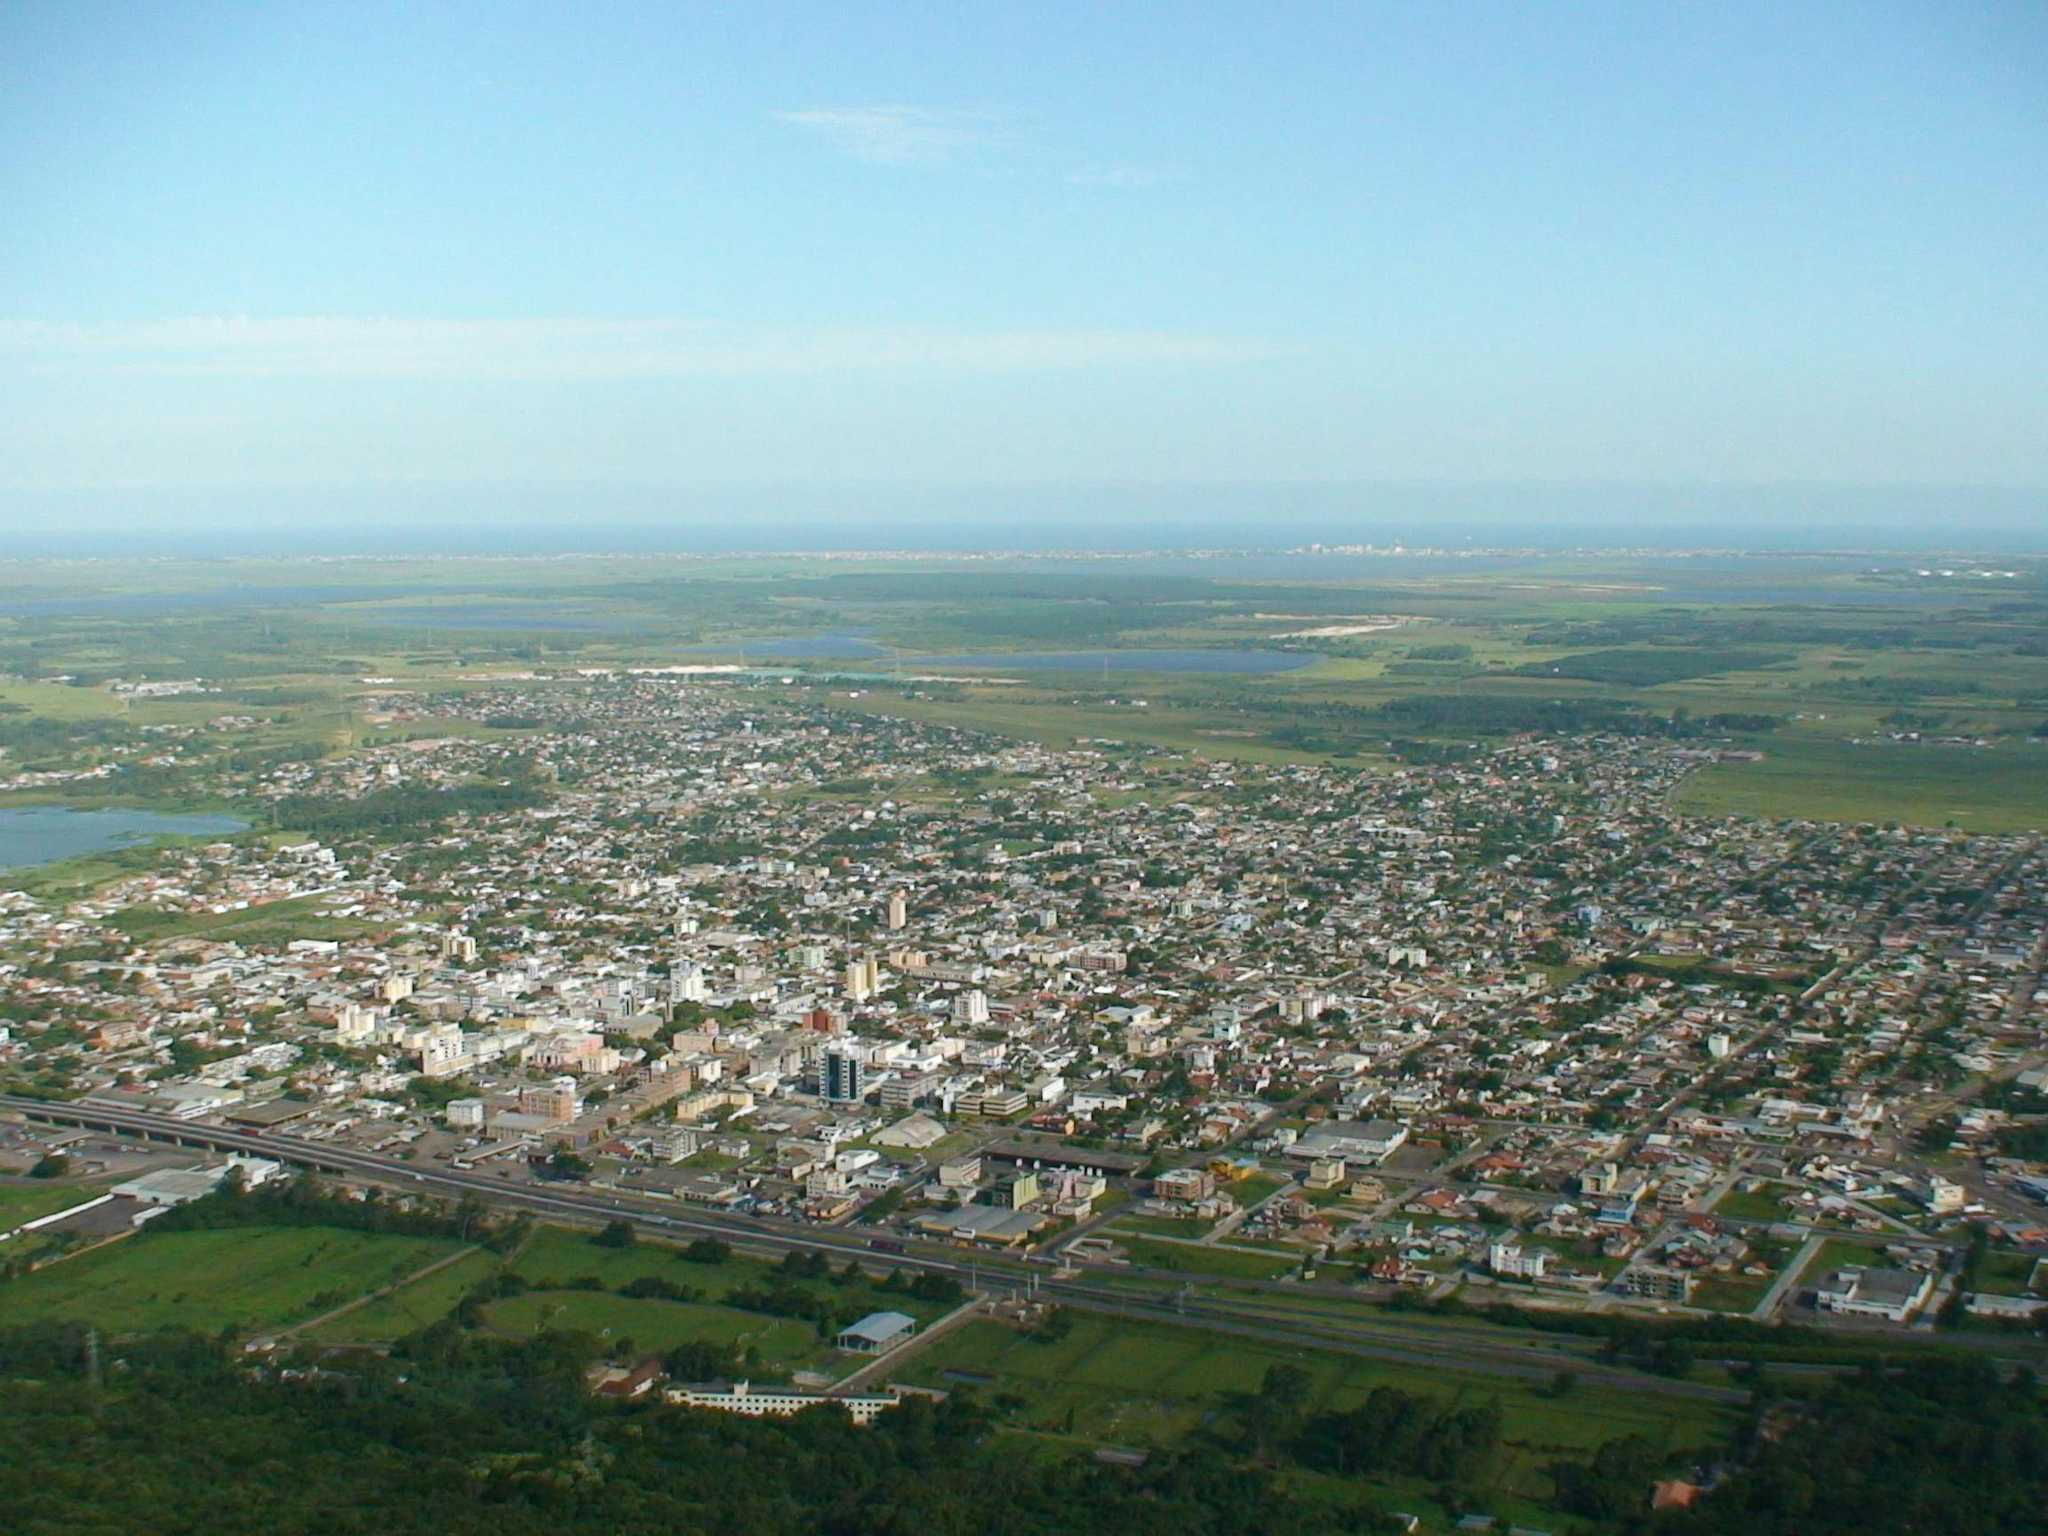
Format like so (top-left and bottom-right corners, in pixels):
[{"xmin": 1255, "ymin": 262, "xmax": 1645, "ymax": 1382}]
[{"xmin": 3, "ymin": 1093, "xmax": 1751, "ymax": 1402}]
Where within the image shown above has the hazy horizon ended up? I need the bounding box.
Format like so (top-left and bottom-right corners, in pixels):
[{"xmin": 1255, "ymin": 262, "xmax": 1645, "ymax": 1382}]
[{"xmin": 3, "ymin": 479, "xmax": 2045, "ymax": 559}]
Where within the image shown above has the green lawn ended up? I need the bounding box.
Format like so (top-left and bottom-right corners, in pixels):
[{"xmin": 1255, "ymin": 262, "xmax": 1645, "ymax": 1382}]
[
  {"xmin": 304, "ymin": 1247, "xmax": 499, "ymax": 1344},
  {"xmin": 510, "ymin": 1223, "xmax": 775, "ymax": 1298},
  {"xmin": 0, "ymin": 1225, "xmax": 462, "ymax": 1335},
  {"xmin": 1689, "ymin": 1272, "xmax": 1775, "ymax": 1314},
  {"xmin": 676, "ymin": 1149, "xmax": 744, "ymax": 1172},
  {"xmin": 1515, "ymin": 1230, "xmax": 1632, "ymax": 1278},
  {"xmin": 1713, "ymin": 1184, "xmax": 1793, "ymax": 1223},
  {"xmin": 1110, "ymin": 1213, "xmax": 1215, "ymax": 1239},
  {"xmin": 1975, "ymin": 1249, "xmax": 2047, "ymax": 1299},
  {"xmin": 1229, "ymin": 1173, "xmax": 1288, "ymax": 1207},
  {"xmin": 1301, "ymin": 1186, "xmax": 1368, "ymax": 1211},
  {"xmin": 1111, "ymin": 1234, "xmax": 1299, "ymax": 1280},
  {"xmin": 0, "ymin": 1179, "xmax": 109, "ymax": 1231},
  {"xmin": 1812, "ymin": 1239, "xmax": 1896, "ymax": 1277}
]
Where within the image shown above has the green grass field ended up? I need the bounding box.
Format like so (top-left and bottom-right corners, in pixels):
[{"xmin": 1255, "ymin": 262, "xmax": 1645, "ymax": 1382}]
[
  {"xmin": 483, "ymin": 1290, "xmax": 828, "ymax": 1372},
  {"xmin": 1974, "ymin": 1249, "xmax": 2047, "ymax": 1299},
  {"xmin": 1230, "ymin": 1173, "xmax": 1288, "ymax": 1206},
  {"xmin": 496, "ymin": 1223, "xmax": 956, "ymax": 1365},
  {"xmin": 821, "ymin": 688, "xmax": 1375, "ymax": 768},
  {"xmin": 1514, "ymin": 1231, "xmax": 1632, "ymax": 1278},
  {"xmin": 509, "ymin": 1223, "xmax": 770, "ymax": 1295},
  {"xmin": 1812, "ymin": 1238, "xmax": 1896, "ymax": 1277},
  {"xmin": 1109, "ymin": 1213, "xmax": 1216, "ymax": 1239},
  {"xmin": 106, "ymin": 893, "xmax": 381, "ymax": 947},
  {"xmin": 1713, "ymin": 1185, "xmax": 1794, "ymax": 1223},
  {"xmin": 1677, "ymin": 738, "xmax": 2048, "ymax": 833},
  {"xmin": 896, "ymin": 1314, "xmax": 1732, "ymax": 1521},
  {"xmin": 302, "ymin": 1247, "xmax": 499, "ymax": 1343},
  {"xmin": 511, "ymin": 1225, "xmax": 950, "ymax": 1314},
  {"xmin": 0, "ymin": 1226, "xmax": 462, "ymax": 1335},
  {"xmin": 0, "ymin": 1179, "xmax": 110, "ymax": 1231},
  {"xmin": 1110, "ymin": 1234, "xmax": 1300, "ymax": 1280},
  {"xmin": 1689, "ymin": 1273, "xmax": 1775, "ymax": 1314},
  {"xmin": 0, "ymin": 681, "xmax": 135, "ymax": 722}
]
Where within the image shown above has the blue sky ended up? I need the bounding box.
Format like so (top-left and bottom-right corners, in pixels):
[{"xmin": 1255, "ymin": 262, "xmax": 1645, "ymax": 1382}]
[{"xmin": 1, "ymin": 1, "xmax": 2044, "ymax": 533}]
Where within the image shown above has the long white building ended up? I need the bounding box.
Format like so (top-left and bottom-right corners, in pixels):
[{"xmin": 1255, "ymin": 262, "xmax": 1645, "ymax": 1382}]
[{"xmin": 665, "ymin": 1379, "xmax": 903, "ymax": 1426}]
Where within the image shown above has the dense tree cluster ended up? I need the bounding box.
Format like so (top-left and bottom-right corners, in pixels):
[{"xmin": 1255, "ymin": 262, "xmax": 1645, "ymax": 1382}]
[
  {"xmin": 1292, "ymin": 1385, "xmax": 1502, "ymax": 1483},
  {"xmin": 1675, "ymin": 1361, "xmax": 2048, "ymax": 1535},
  {"xmin": 3, "ymin": 1297, "xmax": 2041, "ymax": 1536},
  {"xmin": 0, "ymin": 1321, "xmax": 1380, "ymax": 1536},
  {"xmin": 271, "ymin": 779, "xmax": 548, "ymax": 840}
]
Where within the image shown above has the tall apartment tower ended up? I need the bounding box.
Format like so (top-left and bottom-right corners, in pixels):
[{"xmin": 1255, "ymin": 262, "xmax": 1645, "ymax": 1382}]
[
  {"xmin": 839, "ymin": 962, "xmax": 872, "ymax": 1011},
  {"xmin": 886, "ymin": 891, "xmax": 908, "ymax": 930},
  {"xmin": 822, "ymin": 1047, "xmax": 866, "ymax": 1103}
]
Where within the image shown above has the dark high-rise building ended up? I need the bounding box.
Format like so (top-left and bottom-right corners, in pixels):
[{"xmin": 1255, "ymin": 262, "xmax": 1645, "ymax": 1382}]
[{"xmin": 823, "ymin": 1047, "xmax": 865, "ymax": 1103}]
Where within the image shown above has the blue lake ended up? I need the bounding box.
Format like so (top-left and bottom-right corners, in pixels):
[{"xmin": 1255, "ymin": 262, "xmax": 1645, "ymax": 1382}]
[{"xmin": 0, "ymin": 807, "xmax": 250, "ymax": 871}]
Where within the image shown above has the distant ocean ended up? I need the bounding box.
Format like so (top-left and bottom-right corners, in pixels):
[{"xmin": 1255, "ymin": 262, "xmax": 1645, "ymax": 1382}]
[{"xmin": 3, "ymin": 481, "xmax": 2045, "ymax": 557}]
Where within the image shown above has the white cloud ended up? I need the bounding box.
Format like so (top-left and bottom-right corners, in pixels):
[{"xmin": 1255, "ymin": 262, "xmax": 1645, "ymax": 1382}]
[
  {"xmin": 772, "ymin": 105, "xmax": 1000, "ymax": 165},
  {"xmin": 0, "ymin": 317, "xmax": 1279, "ymax": 381}
]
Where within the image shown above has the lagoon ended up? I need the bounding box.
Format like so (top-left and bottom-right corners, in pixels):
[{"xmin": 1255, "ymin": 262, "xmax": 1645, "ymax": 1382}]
[{"xmin": 0, "ymin": 807, "xmax": 250, "ymax": 871}]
